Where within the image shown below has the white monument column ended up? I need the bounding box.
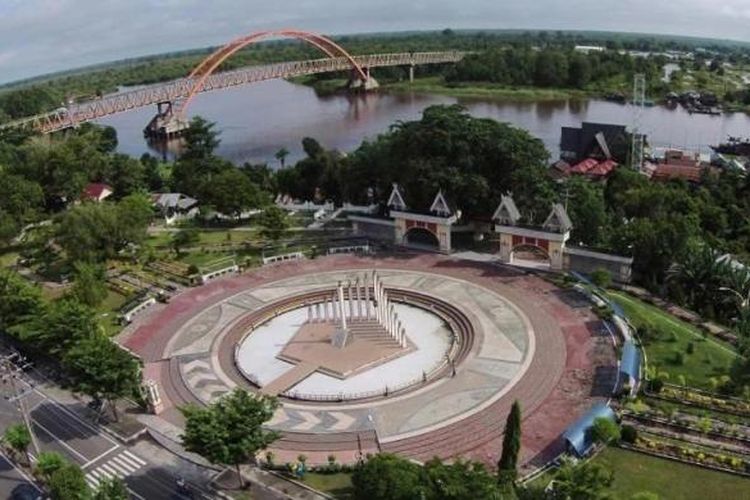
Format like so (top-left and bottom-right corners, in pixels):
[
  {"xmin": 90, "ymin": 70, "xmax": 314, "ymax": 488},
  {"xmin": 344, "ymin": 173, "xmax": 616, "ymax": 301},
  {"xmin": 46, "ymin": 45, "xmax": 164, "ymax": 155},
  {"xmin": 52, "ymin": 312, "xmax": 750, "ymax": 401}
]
[
  {"xmin": 347, "ymin": 281, "xmax": 355, "ymax": 318},
  {"xmin": 315, "ymin": 303, "xmax": 321, "ymax": 322},
  {"xmin": 364, "ymin": 275, "xmax": 371, "ymax": 319},
  {"xmin": 323, "ymin": 298, "xmax": 329, "ymax": 321},
  {"xmin": 356, "ymin": 278, "xmax": 363, "ymax": 319},
  {"xmin": 332, "ymin": 294, "xmax": 338, "ymax": 322},
  {"xmin": 338, "ymin": 284, "xmax": 348, "ymax": 330},
  {"xmin": 401, "ymin": 327, "xmax": 407, "ymax": 348},
  {"xmin": 307, "ymin": 305, "xmax": 312, "ymax": 322}
]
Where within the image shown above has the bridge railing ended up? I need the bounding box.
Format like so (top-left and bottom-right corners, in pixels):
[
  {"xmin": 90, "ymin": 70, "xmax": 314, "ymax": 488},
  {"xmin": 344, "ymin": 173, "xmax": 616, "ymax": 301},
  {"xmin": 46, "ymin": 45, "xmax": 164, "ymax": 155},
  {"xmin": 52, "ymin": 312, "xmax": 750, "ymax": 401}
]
[{"xmin": 0, "ymin": 51, "xmax": 467, "ymax": 134}]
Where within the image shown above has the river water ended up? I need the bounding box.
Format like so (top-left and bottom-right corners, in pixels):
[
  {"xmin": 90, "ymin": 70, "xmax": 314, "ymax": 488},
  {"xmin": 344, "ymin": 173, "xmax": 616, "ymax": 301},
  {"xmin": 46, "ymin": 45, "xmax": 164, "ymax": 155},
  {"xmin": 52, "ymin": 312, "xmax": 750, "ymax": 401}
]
[{"xmin": 97, "ymin": 78, "xmax": 750, "ymax": 166}]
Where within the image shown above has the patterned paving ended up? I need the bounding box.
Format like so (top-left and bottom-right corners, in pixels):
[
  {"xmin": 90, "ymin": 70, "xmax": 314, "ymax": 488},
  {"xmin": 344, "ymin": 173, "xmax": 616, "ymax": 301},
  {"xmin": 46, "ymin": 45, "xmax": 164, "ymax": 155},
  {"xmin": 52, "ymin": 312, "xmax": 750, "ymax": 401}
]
[{"xmin": 121, "ymin": 254, "xmax": 615, "ymax": 469}]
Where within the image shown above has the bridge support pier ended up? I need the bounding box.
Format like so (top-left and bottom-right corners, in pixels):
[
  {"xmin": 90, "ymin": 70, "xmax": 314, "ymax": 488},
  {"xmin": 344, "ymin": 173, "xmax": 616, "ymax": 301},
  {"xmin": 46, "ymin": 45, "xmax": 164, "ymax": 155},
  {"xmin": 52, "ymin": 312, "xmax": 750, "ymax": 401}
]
[
  {"xmin": 409, "ymin": 64, "xmax": 415, "ymax": 83},
  {"xmin": 348, "ymin": 67, "xmax": 379, "ymax": 92},
  {"xmin": 144, "ymin": 101, "xmax": 189, "ymax": 140}
]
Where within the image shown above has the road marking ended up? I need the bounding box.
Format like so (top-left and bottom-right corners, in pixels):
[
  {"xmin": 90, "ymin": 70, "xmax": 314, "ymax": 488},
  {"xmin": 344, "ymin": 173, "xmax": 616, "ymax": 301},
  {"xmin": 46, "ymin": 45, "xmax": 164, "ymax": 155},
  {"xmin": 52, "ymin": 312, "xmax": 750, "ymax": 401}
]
[
  {"xmin": 0, "ymin": 451, "xmax": 42, "ymax": 493},
  {"xmin": 32, "ymin": 419, "xmax": 88, "ymax": 462},
  {"xmin": 82, "ymin": 445, "xmax": 121, "ymax": 468},
  {"xmin": 122, "ymin": 450, "xmax": 146, "ymax": 466}
]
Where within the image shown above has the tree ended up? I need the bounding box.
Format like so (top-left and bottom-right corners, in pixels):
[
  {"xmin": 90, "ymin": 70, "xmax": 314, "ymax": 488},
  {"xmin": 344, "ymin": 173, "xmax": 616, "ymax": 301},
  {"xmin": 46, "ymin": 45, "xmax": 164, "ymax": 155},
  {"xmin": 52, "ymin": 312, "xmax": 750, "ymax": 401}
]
[
  {"xmin": 181, "ymin": 116, "xmax": 220, "ymax": 161},
  {"xmin": 48, "ymin": 462, "xmax": 90, "ymax": 500},
  {"xmin": 63, "ymin": 334, "xmax": 142, "ymax": 422},
  {"xmin": 70, "ymin": 262, "xmax": 108, "ymax": 307},
  {"xmin": 258, "ymin": 206, "xmax": 289, "ymax": 242},
  {"xmin": 0, "ymin": 270, "xmax": 42, "ymax": 332},
  {"xmin": 422, "ymin": 458, "xmax": 503, "ymax": 500},
  {"xmin": 180, "ymin": 389, "xmax": 280, "ymax": 488},
  {"xmin": 274, "ymin": 147, "xmax": 290, "ymax": 168},
  {"xmin": 351, "ymin": 453, "xmax": 423, "ymax": 500},
  {"xmin": 56, "ymin": 194, "xmax": 152, "ymax": 262},
  {"xmin": 497, "ymin": 400, "xmax": 522, "ymax": 484},
  {"xmin": 591, "ymin": 417, "xmax": 621, "ymax": 444},
  {"xmin": 549, "ymin": 458, "xmax": 614, "ymax": 500},
  {"xmin": 207, "ymin": 168, "xmax": 264, "ymax": 218},
  {"xmin": 3, "ymin": 423, "xmax": 32, "ymax": 465},
  {"xmin": 34, "ymin": 451, "xmax": 67, "ymax": 483},
  {"xmin": 171, "ymin": 229, "xmax": 200, "ymax": 257},
  {"xmin": 93, "ymin": 477, "xmax": 129, "ymax": 500},
  {"xmin": 17, "ymin": 299, "xmax": 98, "ymax": 355}
]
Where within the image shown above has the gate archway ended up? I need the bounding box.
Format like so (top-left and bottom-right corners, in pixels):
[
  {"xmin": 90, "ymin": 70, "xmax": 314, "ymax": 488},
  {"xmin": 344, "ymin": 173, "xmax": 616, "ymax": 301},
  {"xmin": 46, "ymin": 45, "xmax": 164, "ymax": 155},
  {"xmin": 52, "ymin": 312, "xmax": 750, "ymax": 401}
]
[
  {"xmin": 511, "ymin": 244, "xmax": 551, "ymax": 268},
  {"xmin": 404, "ymin": 227, "xmax": 440, "ymax": 250}
]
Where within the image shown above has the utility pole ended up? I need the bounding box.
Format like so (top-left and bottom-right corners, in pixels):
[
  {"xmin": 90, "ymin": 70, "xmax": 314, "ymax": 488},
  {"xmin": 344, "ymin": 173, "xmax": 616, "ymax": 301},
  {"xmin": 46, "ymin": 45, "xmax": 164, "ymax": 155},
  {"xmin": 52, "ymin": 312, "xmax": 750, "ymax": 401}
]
[
  {"xmin": 630, "ymin": 73, "xmax": 646, "ymax": 171},
  {"xmin": 1, "ymin": 352, "xmax": 40, "ymax": 457}
]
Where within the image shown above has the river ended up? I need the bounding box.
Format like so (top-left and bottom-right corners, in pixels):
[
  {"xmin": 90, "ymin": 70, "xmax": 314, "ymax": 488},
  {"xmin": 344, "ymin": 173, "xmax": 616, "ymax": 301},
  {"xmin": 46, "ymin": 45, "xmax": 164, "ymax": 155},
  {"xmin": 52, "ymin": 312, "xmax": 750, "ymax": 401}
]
[{"xmin": 96, "ymin": 78, "xmax": 750, "ymax": 166}]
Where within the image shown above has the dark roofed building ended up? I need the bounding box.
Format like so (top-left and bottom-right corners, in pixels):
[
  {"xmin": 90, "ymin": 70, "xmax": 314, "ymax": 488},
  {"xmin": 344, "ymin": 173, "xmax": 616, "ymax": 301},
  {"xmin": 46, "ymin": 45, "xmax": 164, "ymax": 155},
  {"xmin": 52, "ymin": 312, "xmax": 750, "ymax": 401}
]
[{"xmin": 560, "ymin": 122, "xmax": 629, "ymax": 163}]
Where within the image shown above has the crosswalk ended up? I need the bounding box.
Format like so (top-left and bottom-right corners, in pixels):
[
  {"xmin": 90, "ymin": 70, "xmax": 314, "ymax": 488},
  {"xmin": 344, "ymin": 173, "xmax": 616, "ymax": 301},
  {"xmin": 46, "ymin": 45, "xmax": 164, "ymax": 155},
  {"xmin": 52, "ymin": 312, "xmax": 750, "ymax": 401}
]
[{"xmin": 84, "ymin": 449, "xmax": 146, "ymax": 489}]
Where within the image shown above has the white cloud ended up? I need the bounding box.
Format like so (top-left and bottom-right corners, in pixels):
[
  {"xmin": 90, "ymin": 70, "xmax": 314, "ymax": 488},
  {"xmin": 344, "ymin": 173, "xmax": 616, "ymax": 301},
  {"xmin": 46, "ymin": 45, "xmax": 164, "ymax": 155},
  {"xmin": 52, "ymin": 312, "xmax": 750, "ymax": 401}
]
[{"xmin": 0, "ymin": 0, "xmax": 749, "ymax": 84}]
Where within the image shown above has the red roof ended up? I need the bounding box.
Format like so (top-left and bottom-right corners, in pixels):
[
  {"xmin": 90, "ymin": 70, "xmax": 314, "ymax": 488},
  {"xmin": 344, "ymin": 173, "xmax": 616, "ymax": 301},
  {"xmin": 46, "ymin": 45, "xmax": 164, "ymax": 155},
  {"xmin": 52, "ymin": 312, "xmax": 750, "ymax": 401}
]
[
  {"xmin": 570, "ymin": 158, "xmax": 617, "ymax": 178},
  {"xmin": 81, "ymin": 183, "xmax": 113, "ymax": 201}
]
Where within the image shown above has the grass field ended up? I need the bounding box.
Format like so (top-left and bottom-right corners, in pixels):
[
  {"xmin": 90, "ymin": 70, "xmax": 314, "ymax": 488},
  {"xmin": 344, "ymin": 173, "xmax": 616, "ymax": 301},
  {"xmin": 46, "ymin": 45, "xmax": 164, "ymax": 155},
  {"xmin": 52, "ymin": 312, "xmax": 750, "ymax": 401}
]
[
  {"xmin": 385, "ymin": 76, "xmax": 591, "ymax": 101},
  {"xmin": 608, "ymin": 291, "xmax": 737, "ymax": 389},
  {"xmin": 301, "ymin": 473, "xmax": 353, "ymax": 499},
  {"xmin": 594, "ymin": 447, "xmax": 750, "ymax": 500}
]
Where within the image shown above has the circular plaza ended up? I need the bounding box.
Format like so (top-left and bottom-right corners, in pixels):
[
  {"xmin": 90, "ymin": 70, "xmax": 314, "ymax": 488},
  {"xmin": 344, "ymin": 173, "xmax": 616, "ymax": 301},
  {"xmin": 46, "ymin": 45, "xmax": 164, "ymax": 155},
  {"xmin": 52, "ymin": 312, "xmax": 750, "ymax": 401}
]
[{"xmin": 120, "ymin": 253, "xmax": 616, "ymax": 470}]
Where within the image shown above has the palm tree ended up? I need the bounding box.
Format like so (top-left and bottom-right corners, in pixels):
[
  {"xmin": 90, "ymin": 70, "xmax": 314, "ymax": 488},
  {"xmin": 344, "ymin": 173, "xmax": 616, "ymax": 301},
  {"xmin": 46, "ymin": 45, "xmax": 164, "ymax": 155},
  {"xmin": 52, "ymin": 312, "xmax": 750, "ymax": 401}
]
[
  {"xmin": 666, "ymin": 243, "xmax": 730, "ymax": 316},
  {"xmin": 274, "ymin": 147, "xmax": 290, "ymax": 169}
]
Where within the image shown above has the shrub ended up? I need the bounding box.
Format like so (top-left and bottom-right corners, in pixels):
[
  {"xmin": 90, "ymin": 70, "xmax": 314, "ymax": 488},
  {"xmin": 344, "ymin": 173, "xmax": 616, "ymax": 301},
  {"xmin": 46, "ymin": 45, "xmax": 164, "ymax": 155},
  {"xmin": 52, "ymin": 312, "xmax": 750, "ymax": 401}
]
[
  {"xmin": 686, "ymin": 342, "xmax": 694, "ymax": 354},
  {"xmin": 590, "ymin": 268, "xmax": 612, "ymax": 288},
  {"xmin": 649, "ymin": 378, "xmax": 664, "ymax": 393},
  {"xmin": 621, "ymin": 425, "xmax": 638, "ymax": 444},
  {"xmin": 187, "ymin": 264, "xmax": 200, "ymax": 275},
  {"xmin": 673, "ymin": 351, "xmax": 685, "ymax": 365}
]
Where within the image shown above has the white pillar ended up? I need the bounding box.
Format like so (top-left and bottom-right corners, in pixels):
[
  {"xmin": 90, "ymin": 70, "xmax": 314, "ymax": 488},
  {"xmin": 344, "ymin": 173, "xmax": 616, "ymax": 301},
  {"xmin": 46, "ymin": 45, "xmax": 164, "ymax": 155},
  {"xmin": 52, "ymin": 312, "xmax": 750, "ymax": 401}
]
[
  {"xmin": 307, "ymin": 305, "xmax": 312, "ymax": 322},
  {"xmin": 315, "ymin": 303, "xmax": 321, "ymax": 322},
  {"xmin": 364, "ymin": 276, "xmax": 371, "ymax": 319},
  {"xmin": 338, "ymin": 284, "xmax": 348, "ymax": 330},
  {"xmin": 356, "ymin": 278, "xmax": 363, "ymax": 319},
  {"xmin": 324, "ymin": 299, "xmax": 329, "ymax": 321},
  {"xmin": 346, "ymin": 280, "xmax": 354, "ymax": 321},
  {"xmin": 332, "ymin": 294, "xmax": 338, "ymax": 322},
  {"xmin": 401, "ymin": 328, "xmax": 407, "ymax": 348}
]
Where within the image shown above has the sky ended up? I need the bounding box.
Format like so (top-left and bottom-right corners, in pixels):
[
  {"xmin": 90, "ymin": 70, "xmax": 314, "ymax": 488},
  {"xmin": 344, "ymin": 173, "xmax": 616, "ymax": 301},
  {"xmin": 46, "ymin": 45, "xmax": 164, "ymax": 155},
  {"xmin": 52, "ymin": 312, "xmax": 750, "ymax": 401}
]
[{"xmin": 1, "ymin": 0, "xmax": 750, "ymax": 84}]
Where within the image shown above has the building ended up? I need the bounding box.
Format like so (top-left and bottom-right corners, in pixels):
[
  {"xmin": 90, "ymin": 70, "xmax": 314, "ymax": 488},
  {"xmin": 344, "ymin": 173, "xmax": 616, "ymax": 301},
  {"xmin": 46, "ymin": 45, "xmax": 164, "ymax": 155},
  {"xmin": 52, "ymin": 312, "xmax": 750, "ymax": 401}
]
[
  {"xmin": 80, "ymin": 183, "xmax": 113, "ymax": 203},
  {"xmin": 560, "ymin": 122, "xmax": 629, "ymax": 164},
  {"xmin": 152, "ymin": 193, "xmax": 199, "ymax": 225},
  {"xmin": 643, "ymin": 149, "xmax": 713, "ymax": 183}
]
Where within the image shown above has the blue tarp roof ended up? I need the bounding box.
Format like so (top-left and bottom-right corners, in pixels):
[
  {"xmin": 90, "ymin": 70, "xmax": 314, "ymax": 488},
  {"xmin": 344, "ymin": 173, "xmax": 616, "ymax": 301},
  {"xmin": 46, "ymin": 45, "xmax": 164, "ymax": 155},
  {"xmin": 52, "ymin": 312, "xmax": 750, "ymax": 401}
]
[
  {"xmin": 620, "ymin": 340, "xmax": 641, "ymax": 382},
  {"xmin": 562, "ymin": 403, "xmax": 616, "ymax": 457}
]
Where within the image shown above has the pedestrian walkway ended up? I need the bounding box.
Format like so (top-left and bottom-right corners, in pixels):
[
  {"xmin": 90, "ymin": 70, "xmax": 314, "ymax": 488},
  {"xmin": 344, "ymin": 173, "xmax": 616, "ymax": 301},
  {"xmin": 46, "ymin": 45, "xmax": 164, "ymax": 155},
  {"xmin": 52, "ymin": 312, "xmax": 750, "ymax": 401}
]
[{"xmin": 84, "ymin": 449, "xmax": 146, "ymax": 489}]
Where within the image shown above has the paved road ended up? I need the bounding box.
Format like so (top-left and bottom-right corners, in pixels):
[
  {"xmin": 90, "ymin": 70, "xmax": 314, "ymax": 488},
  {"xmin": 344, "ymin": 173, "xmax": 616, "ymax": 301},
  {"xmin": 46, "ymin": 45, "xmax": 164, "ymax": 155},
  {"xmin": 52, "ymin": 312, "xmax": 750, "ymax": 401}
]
[
  {"xmin": 0, "ymin": 453, "xmax": 42, "ymax": 500},
  {"xmin": 0, "ymin": 360, "xmax": 216, "ymax": 499}
]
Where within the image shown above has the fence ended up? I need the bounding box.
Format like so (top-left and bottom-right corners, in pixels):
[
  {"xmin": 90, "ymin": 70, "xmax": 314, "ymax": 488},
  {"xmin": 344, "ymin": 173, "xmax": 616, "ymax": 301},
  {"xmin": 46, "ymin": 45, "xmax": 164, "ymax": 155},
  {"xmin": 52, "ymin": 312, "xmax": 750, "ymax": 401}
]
[
  {"xmin": 200, "ymin": 264, "xmax": 239, "ymax": 284},
  {"xmin": 262, "ymin": 252, "xmax": 305, "ymax": 265},
  {"xmin": 327, "ymin": 244, "xmax": 372, "ymax": 256},
  {"xmin": 121, "ymin": 297, "xmax": 157, "ymax": 324}
]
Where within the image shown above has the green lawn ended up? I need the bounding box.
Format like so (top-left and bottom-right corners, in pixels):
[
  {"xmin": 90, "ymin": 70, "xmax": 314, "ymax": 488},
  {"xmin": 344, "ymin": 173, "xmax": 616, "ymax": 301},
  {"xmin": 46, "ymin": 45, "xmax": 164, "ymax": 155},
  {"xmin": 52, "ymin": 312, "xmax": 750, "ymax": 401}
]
[
  {"xmin": 301, "ymin": 472, "xmax": 353, "ymax": 499},
  {"xmin": 594, "ymin": 447, "xmax": 750, "ymax": 500},
  {"xmin": 97, "ymin": 289, "xmax": 129, "ymax": 336},
  {"xmin": 608, "ymin": 291, "xmax": 737, "ymax": 389}
]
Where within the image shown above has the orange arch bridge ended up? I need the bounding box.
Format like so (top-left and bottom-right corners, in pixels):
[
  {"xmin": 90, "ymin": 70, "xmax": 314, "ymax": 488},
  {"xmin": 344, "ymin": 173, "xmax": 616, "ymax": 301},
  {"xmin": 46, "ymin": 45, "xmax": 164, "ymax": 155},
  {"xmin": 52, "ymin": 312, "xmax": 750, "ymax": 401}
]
[{"xmin": 178, "ymin": 29, "xmax": 371, "ymax": 116}]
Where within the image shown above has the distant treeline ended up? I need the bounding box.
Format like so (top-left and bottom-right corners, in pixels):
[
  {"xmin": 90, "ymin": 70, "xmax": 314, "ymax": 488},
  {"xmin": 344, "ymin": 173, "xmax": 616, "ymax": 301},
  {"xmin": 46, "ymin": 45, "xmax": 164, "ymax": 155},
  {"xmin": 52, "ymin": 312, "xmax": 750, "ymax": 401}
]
[
  {"xmin": 445, "ymin": 47, "xmax": 665, "ymax": 91},
  {"xmin": 2, "ymin": 29, "xmax": 750, "ymax": 122}
]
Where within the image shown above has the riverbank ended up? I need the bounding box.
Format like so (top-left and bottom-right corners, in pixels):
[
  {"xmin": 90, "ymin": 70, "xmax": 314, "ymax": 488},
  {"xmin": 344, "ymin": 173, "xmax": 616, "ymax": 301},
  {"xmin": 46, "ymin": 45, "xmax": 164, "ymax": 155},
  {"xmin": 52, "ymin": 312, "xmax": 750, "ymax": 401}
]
[{"xmin": 384, "ymin": 76, "xmax": 595, "ymax": 101}]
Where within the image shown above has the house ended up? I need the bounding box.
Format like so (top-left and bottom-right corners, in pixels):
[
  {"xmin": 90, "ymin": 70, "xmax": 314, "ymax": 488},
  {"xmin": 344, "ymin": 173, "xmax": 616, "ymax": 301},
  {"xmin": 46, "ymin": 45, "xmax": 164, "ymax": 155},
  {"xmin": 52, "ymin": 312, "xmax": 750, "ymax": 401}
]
[
  {"xmin": 559, "ymin": 122, "xmax": 629, "ymax": 163},
  {"xmin": 645, "ymin": 150, "xmax": 714, "ymax": 183},
  {"xmin": 80, "ymin": 183, "xmax": 113, "ymax": 203},
  {"xmin": 152, "ymin": 193, "xmax": 199, "ymax": 225}
]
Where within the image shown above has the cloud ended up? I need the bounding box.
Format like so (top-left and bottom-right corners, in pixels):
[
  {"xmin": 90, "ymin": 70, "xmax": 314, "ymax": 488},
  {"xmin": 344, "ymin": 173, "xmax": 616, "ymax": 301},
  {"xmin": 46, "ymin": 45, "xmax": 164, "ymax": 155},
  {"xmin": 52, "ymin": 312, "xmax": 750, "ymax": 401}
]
[{"xmin": 1, "ymin": 0, "xmax": 749, "ymax": 84}]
